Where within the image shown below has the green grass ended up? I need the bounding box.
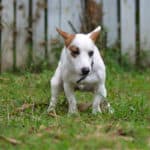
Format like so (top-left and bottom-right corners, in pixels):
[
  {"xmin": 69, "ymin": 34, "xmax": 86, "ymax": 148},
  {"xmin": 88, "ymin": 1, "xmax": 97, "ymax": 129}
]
[{"xmin": 0, "ymin": 51, "xmax": 150, "ymax": 150}]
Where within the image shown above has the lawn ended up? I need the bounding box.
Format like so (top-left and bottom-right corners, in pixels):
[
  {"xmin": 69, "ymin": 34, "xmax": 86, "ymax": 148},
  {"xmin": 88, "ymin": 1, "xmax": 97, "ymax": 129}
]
[{"xmin": 0, "ymin": 52, "xmax": 150, "ymax": 150}]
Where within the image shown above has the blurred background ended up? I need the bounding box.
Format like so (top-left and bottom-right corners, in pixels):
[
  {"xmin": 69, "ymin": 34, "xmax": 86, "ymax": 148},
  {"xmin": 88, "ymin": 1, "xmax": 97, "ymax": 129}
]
[{"xmin": 0, "ymin": 0, "xmax": 150, "ymax": 73}]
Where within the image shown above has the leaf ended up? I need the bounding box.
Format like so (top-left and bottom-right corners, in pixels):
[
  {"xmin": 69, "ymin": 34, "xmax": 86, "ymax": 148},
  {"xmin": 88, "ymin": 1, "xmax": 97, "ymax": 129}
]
[
  {"xmin": 77, "ymin": 102, "xmax": 92, "ymax": 112},
  {"xmin": 0, "ymin": 136, "xmax": 21, "ymax": 145},
  {"xmin": 48, "ymin": 110, "xmax": 60, "ymax": 118},
  {"xmin": 117, "ymin": 129, "xmax": 127, "ymax": 136},
  {"xmin": 28, "ymin": 126, "xmax": 36, "ymax": 134},
  {"xmin": 39, "ymin": 125, "xmax": 52, "ymax": 133},
  {"xmin": 16, "ymin": 103, "xmax": 34, "ymax": 112},
  {"xmin": 36, "ymin": 125, "xmax": 58, "ymax": 138}
]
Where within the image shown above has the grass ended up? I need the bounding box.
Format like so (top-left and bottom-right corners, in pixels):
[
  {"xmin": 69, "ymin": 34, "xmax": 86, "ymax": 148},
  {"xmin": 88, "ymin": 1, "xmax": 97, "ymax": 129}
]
[{"xmin": 0, "ymin": 50, "xmax": 150, "ymax": 150}]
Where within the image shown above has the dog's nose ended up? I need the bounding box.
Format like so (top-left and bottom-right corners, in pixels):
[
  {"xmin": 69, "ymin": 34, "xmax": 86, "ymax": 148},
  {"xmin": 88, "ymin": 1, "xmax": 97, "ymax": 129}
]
[{"xmin": 81, "ymin": 67, "xmax": 90, "ymax": 75}]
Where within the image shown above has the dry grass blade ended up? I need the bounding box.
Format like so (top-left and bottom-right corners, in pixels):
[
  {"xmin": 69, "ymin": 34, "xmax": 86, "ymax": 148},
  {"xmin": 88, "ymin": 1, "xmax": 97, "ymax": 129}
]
[
  {"xmin": 0, "ymin": 77, "xmax": 9, "ymax": 81},
  {"xmin": 39, "ymin": 125, "xmax": 56, "ymax": 132},
  {"xmin": 11, "ymin": 102, "xmax": 48, "ymax": 115},
  {"xmin": 16, "ymin": 103, "xmax": 34, "ymax": 112},
  {"xmin": 0, "ymin": 136, "xmax": 21, "ymax": 145}
]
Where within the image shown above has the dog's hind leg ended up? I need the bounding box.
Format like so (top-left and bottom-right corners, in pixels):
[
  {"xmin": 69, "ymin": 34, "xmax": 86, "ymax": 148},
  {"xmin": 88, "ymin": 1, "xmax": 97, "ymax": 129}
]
[{"xmin": 47, "ymin": 67, "xmax": 62, "ymax": 113}]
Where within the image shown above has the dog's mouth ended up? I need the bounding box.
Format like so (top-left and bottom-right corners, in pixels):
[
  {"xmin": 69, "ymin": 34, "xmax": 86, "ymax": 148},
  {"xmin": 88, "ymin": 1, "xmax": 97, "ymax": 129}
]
[
  {"xmin": 77, "ymin": 73, "xmax": 89, "ymax": 84},
  {"xmin": 80, "ymin": 73, "xmax": 89, "ymax": 76},
  {"xmin": 77, "ymin": 75, "xmax": 87, "ymax": 84}
]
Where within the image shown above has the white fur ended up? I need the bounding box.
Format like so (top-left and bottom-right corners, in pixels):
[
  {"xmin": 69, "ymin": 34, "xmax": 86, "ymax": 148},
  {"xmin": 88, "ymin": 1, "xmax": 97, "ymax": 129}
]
[{"xmin": 47, "ymin": 26, "xmax": 111, "ymax": 114}]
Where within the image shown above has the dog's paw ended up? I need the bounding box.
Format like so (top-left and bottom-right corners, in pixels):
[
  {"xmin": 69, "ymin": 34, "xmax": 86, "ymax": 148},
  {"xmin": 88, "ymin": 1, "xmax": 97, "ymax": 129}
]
[
  {"xmin": 99, "ymin": 100, "xmax": 114, "ymax": 114},
  {"xmin": 92, "ymin": 107, "xmax": 102, "ymax": 115},
  {"xmin": 68, "ymin": 105, "xmax": 78, "ymax": 114},
  {"xmin": 108, "ymin": 106, "xmax": 114, "ymax": 114},
  {"xmin": 67, "ymin": 112, "xmax": 80, "ymax": 117},
  {"xmin": 100, "ymin": 101, "xmax": 114, "ymax": 114},
  {"xmin": 47, "ymin": 106, "xmax": 55, "ymax": 113},
  {"xmin": 68, "ymin": 109, "xmax": 78, "ymax": 114}
]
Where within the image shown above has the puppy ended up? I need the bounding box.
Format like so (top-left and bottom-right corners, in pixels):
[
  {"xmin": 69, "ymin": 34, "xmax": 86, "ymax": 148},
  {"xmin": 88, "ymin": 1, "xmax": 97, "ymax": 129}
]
[{"xmin": 47, "ymin": 26, "xmax": 112, "ymax": 114}]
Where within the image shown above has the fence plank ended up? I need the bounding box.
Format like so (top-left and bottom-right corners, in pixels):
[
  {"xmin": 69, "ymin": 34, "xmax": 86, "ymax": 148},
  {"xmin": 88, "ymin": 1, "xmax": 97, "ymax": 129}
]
[
  {"xmin": 103, "ymin": 0, "xmax": 118, "ymax": 47},
  {"xmin": 0, "ymin": 9, "xmax": 1, "ymax": 72},
  {"xmin": 121, "ymin": 0, "xmax": 136, "ymax": 64},
  {"xmin": 1, "ymin": 0, "xmax": 14, "ymax": 71},
  {"xmin": 140, "ymin": 0, "xmax": 150, "ymax": 66},
  {"xmin": 60, "ymin": 0, "xmax": 82, "ymax": 33},
  {"xmin": 16, "ymin": 0, "xmax": 29, "ymax": 68},
  {"xmin": 95, "ymin": 0, "xmax": 102, "ymax": 3},
  {"xmin": 48, "ymin": 0, "xmax": 60, "ymax": 40},
  {"xmin": 47, "ymin": 0, "xmax": 61, "ymax": 63},
  {"xmin": 32, "ymin": 0, "xmax": 45, "ymax": 63}
]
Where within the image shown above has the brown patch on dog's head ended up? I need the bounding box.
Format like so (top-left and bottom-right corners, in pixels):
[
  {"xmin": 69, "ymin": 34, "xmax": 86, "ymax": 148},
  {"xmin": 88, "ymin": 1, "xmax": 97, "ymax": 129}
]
[
  {"xmin": 90, "ymin": 31, "xmax": 100, "ymax": 42},
  {"xmin": 68, "ymin": 45, "xmax": 80, "ymax": 57},
  {"xmin": 56, "ymin": 28, "xmax": 75, "ymax": 47}
]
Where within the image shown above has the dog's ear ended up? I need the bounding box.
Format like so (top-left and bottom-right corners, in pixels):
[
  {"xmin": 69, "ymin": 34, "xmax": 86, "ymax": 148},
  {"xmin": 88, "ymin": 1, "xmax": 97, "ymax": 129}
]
[
  {"xmin": 88, "ymin": 26, "xmax": 101, "ymax": 42},
  {"xmin": 56, "ymin": 28, "xmax": 75, "ymax": 47},
  {"xmin": 56, "ymin": 28, "xmax": 69, "ymax": 39},
  {"xmin": 90, "ymin": 31, "xmax": 100, "ymax": 42}
]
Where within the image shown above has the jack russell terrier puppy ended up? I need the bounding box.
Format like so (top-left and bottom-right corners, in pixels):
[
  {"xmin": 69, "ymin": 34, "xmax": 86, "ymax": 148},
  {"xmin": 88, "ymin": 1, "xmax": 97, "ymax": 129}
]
[{"xmin": 47, "ymin": 26, "xmax": 112, "ymax": 114}]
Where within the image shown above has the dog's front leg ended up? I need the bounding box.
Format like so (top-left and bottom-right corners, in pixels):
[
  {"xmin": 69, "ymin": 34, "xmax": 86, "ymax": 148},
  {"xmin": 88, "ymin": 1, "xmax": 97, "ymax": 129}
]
[
  {"xmin": 47, "ymin": 70, "xmax": 62, "ymax": 113},
  {"xmin": 63, "ymin": 82, "xmax": 78, "ymax": 114},
  {"xmin": 92, "ymin": 84, "xmax": 106, "ymax": 114}
]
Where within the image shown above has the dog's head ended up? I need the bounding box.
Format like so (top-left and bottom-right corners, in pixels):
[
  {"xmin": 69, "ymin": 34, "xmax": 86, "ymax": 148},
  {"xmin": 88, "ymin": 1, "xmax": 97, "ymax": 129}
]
[{"xmin": 56, "ymin": 26, "xmax": 101, "ymax": 75}]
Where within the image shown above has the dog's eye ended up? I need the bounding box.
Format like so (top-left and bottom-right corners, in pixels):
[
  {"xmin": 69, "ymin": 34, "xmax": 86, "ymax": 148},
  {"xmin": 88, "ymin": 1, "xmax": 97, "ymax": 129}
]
[
  {"xmin": 71, "ymin": 49, "xmax": 80, "ymax": 57},
  {"xmin": 88, "ymin": 51, "xmax": 94, "ymax": 57},
  {"xmin": 69, "ymin": 45, "xmax": 80, "ymax": 57}
]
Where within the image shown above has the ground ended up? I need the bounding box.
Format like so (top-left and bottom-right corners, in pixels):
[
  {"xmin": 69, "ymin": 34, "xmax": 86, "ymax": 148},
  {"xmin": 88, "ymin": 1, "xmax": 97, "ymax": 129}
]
[{"xmin": 0, "ymin": 54, "xmax": 150, "ymax": 150}]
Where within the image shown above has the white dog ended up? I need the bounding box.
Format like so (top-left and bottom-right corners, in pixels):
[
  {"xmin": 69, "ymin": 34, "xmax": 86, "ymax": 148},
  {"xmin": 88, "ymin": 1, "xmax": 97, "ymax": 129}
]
[{"xmin": 47, "ymin": 26, "xmax": 112, "ymax": 114}]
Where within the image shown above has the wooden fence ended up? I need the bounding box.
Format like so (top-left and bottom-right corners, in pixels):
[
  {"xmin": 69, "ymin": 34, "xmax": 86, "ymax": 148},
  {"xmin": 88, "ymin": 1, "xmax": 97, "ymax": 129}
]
[
  {"xmin": 0, "ymin": 0, "xmax": 150, "ymax": 72},
  {"xmin": 103, "ymin": 0, "xmax": 150, "ymax": 66}
]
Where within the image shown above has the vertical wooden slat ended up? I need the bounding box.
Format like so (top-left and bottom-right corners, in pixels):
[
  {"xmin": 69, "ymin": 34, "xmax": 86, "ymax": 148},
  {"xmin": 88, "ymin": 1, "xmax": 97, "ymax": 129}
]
[
  {"xmin": 103, "ymin": 0, "xmax": 118, "ymax": 47},
  {"xmin": 48, "ymin": 0, "xmax": 60, "ymax": 40},
  {"xmin": 48, "ymin": 0, "xmax": 61, "ymax": 63},
  {"xmin": 95, "ymin": 0, "xmax": 102, "ymax": 3},
  {"xmin": 44, "ymin": 0, "xmax": 48, "ymax": 60},
  {"xmin": 1, "ymin": 0, "xmax": 14, "ymax": 71},
  {"xmin": 32, "ymin": 0, "xmax": 45, "ymax": 63},
  {"xmin": 117, "ymin": 0, "xmax": 121, "ymax": 63},
  {"xmin": 121, "ymin": 0, "xmax": 136, "ymax": 64},
  {"xmin": 27, "ymin": 0, "xmax": 33, "ymax": 67},
  {"xmin": 0, "ymin": 0, "xmax": 2, "ymax": 72},
  {"xmin": 60, "ymin": 0, "xmax": 82, "ymax": 33},
  {"xmin": 140, "ymin": 0, "xmax": 150, "ymax": 66},
  {"xmin": 16, "ymin": 0, "xmax": 29, "ymax": 68},
  {"xmin": 13, "ymin": 0, "xmax": 16, "ymax": 71},
  {"xmin": 135, "ymin": 0, "xmax": 140, "ymax": 66}
]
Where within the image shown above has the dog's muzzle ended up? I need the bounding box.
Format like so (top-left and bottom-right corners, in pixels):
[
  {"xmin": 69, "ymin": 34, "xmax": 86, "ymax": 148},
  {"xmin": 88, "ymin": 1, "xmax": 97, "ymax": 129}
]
[
  {"xmin": 81, "ymin": 67, "xmax": 90, "ymax": 75},
  {"xmin": 76, "ymin": 60, "xmax": 94, "ymax": 84}
]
